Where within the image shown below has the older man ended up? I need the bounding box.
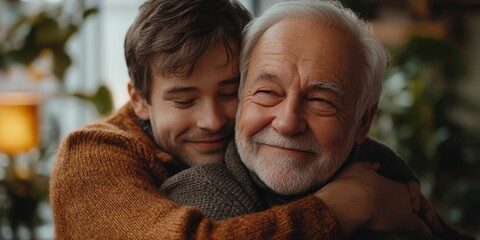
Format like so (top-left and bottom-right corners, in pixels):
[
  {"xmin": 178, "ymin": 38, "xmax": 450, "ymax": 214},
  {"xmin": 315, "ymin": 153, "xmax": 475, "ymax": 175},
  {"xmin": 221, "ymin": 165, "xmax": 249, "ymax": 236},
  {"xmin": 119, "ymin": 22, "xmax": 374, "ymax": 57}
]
[
  {"xmin": 162, "ymin": 1, "xmax": 475, "ymax": 239},
  {"xmin": 236, "ymin": 0, "xmax": 434, "ymax": 236}
]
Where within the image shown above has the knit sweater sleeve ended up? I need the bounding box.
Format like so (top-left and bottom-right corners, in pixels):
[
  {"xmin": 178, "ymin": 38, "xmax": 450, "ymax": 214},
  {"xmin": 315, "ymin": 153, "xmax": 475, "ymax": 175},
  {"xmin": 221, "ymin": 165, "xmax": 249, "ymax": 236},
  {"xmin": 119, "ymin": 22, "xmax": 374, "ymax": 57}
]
[{"xmin": 50, "ymin": 124, "xmax": 345, "ymax": 239}]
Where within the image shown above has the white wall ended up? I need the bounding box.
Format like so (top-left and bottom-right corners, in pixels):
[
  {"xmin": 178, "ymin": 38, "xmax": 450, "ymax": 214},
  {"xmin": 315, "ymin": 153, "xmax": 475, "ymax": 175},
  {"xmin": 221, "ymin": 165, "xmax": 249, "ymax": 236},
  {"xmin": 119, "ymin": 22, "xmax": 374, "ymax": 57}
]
[{"xmin": 96, "ymin": 0, "xmax": 144, "ymax": 108}]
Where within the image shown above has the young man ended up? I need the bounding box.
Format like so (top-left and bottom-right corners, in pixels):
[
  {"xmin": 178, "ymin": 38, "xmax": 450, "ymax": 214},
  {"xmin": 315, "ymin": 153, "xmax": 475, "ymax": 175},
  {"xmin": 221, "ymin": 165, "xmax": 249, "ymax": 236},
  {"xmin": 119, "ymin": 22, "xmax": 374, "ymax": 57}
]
[{"xmin": 51, "ymin": 0, "xmax": 432, "ymax": 239}]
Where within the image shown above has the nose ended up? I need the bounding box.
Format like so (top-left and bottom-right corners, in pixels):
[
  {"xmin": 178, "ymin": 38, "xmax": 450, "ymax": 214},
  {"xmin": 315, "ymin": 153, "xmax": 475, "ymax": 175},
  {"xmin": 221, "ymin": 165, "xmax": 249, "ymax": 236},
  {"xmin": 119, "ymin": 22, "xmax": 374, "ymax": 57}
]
[
  {"xmin": 271, "ymin": 97, "xmax": 307, "ymax": 136},
  {"xmin": 196, "ymin": 100, "xmax": 228, "ymax": 133}
]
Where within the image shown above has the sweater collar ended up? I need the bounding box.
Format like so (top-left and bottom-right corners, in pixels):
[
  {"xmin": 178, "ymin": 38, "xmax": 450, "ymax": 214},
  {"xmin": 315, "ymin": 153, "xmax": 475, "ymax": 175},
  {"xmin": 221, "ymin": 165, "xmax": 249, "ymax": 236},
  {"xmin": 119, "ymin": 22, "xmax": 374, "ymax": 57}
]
[{"xmin": 136, "ymin": 117, "xmax": 156, "ymax": 142}]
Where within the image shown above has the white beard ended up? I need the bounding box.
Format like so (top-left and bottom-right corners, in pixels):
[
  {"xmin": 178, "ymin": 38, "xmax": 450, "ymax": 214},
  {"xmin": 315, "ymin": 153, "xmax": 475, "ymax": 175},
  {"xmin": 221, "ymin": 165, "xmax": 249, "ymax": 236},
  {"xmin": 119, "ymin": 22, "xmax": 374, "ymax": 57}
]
[{"xmin": 235, "ymin": 126, "xmax": 355, "ymax": 195}]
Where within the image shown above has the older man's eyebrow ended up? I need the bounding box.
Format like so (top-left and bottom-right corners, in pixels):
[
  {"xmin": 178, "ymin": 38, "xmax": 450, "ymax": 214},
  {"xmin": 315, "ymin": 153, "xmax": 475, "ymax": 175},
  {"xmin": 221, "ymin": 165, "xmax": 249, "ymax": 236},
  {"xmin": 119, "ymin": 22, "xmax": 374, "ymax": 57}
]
[
  {"xmin": 253, "ymin": 71, "xmax": 280, "ymax": 82},
  {"xmin": 308, "ymin": 80, "xmax": 345, "ymax": 96}
]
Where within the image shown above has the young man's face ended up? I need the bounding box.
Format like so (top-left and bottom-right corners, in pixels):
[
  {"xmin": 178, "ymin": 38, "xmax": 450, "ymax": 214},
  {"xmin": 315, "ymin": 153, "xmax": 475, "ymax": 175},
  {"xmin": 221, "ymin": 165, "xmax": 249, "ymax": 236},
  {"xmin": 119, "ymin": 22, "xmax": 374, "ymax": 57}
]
[{"xmin": 130, "ymin": 44, "xmax": 239, "ymax": 166}]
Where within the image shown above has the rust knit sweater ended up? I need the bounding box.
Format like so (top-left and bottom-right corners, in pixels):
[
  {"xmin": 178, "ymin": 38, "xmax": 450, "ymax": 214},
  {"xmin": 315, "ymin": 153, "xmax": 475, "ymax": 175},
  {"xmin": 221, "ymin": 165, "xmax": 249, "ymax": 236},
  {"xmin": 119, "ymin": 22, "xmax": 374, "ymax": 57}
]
[{"xmin": 50, "ymin": 103, "xmax": 345, "ymax": 239}]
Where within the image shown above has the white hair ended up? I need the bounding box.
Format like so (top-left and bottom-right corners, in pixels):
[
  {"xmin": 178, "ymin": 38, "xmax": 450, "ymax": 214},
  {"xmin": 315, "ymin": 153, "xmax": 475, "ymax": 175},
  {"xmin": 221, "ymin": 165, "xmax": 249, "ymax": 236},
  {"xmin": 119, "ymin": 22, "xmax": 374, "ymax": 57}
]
[{"xmin": 239, "ymin": 0, "xmax": 388, "ymax": 120}]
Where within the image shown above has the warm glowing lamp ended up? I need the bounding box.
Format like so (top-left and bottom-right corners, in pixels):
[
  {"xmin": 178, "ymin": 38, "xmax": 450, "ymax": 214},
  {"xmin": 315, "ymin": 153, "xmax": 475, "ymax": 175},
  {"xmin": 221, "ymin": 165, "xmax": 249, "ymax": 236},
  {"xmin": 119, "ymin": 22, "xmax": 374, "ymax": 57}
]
[{"xmin": 0, "ymin": 92, "xmax": 41, "ymax": 156}]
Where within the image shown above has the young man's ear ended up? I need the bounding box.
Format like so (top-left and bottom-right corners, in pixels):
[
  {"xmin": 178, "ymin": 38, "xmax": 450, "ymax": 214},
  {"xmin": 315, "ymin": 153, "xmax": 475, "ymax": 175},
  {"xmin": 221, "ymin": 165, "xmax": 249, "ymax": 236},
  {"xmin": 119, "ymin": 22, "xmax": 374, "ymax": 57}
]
[
  {"xmin": 128, "ymin": 82, "xmax": 150, "ymax": 120},
  {"xmin": 354, "ymin": 103, "xmax": 378, "ymax": 145}
]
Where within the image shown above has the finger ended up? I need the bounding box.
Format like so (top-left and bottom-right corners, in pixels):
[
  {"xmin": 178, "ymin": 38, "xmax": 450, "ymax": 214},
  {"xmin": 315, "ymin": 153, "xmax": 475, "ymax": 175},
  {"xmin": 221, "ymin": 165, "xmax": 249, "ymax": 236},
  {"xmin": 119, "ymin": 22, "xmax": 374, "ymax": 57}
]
[
  {"xmin": 357, "ymin": 162, "xmax": 380, "ymax": 171},
  {"xmin": 403, "ymin": 214, "xmax": 432, "ymax": 235},
  {"xmin": 423, "ymin": 199, "xmax": 443, "ymax": 233},
  {"xmin": 406, "ymin": 181, "xmax": 421, "ymax": 212},
  {"xmin": 371, "ymin": 162, "xmax": 380, "ymax": 171}
]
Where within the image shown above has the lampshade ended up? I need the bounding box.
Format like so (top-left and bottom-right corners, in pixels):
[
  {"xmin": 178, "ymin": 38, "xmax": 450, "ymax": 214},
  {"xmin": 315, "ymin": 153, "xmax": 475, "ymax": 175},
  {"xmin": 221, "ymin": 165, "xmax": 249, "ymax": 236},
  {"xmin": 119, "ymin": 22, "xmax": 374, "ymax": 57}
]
[{"xmin": 0, "ymin": 92, "xmax": 41, "ymax": 156}]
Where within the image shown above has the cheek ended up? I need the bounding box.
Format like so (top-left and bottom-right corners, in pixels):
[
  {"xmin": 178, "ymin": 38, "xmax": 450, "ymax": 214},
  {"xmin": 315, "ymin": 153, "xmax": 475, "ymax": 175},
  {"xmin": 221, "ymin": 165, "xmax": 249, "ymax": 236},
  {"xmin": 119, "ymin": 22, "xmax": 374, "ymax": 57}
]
[
  {"xmin": 149, "ymin": 107, "xmax": 192, "ymax": 140},
  {"xmin": 237, "ymin": 101, "xmax": 271, "ymax": 138},
  {"xmin": 225, "ymin": 98, "xmax": 239, "ymax": 120},
  {"xmin": 309, "ymin": 117, "xmax": 350, "ymax": 149}
]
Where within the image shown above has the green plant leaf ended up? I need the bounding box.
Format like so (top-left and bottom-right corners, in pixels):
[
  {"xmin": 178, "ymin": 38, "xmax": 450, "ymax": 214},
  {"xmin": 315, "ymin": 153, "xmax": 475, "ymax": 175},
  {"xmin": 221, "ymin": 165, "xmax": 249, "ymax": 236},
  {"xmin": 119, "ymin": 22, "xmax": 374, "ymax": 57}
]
[
  {"xmin": 51, "ymin": 47, "xmax": 71, "ymax": 81},
  {"xmin": 83, "ymin": 8, "xmax": 98, "ymax": 20},
  {"xmin": 73, "ymin": 85, "xmax": 114, "ymax": 116},
  {"xmin": 0, "ymin": 3, "xmax": 98, "ymax": 82}
]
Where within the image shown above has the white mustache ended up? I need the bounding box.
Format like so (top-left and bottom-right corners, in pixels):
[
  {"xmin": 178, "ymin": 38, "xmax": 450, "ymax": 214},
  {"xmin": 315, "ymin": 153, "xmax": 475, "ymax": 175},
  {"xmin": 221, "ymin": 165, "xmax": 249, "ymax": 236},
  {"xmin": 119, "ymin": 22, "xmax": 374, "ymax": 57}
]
[{"xmin": 252, "ymin": 127, "xmax": 321, "ymax": 153}]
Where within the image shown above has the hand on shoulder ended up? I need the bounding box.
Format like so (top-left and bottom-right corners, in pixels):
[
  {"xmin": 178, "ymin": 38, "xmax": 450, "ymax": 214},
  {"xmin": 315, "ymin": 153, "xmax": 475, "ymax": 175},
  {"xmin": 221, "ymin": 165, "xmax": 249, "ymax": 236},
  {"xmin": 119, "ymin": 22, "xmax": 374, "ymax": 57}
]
[{"xmin": 314, "ymin": 162, "xmax": 431, "ymax": 236}]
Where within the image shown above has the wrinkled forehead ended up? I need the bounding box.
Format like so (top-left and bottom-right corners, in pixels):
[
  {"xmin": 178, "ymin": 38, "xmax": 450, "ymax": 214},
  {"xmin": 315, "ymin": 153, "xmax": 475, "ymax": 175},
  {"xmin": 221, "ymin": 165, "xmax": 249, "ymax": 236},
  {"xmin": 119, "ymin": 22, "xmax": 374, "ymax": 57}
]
[{"xmin": 247, "ymin": 17, "xmax": 362, "ymax": 92}]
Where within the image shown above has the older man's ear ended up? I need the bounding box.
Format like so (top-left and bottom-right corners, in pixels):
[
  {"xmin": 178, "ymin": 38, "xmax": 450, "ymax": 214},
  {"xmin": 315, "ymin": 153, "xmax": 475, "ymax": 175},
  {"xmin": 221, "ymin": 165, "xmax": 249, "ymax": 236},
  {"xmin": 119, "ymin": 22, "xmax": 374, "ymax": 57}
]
[{"xmin": 354, "ymin": 104, "xmax": 378, "ymax": 145}]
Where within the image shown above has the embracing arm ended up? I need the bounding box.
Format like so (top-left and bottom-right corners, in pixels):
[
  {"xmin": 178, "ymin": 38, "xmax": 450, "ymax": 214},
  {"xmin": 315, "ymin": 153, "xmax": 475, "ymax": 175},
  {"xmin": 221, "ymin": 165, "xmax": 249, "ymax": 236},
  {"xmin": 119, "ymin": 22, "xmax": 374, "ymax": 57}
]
[
  {"xmin": 316, "ymin": 162, "xmax": 431, "ymax": 236},
  {"xmin": 354, "ymin": 138, "xmax": 425, "ymax": 212},
  {"xmin": 50, "ymin": 127, "xmax": 345, "ymax": 240},
  {"xmin": 160, "ymin": 142, "xmax": 434, "ymax": 239}
]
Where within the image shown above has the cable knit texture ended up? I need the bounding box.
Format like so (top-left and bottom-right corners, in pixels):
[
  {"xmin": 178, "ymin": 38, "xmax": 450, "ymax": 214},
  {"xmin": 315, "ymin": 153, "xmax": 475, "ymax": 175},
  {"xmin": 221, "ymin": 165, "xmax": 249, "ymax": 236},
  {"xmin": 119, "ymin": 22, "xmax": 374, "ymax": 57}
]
[{"xmin": 50, "ymin": 103, "xmax": 345, "ymax": 240}]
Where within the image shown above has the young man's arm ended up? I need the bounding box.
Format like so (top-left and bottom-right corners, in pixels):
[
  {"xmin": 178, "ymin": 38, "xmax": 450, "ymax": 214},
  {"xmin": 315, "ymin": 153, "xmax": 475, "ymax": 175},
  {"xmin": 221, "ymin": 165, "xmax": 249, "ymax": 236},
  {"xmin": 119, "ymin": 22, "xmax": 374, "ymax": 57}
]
[
  {"xmin": 160, "ymin": 143, "xmax": 432, "ymax": 238},
  {"xmin": 52, "ymin": 123, "xmax": 435, "ymax": 239},
  {"xmin": 316, "ymin": 162, "xmax": 430, "ymax": 236},
  {"xmin": 352, "ymin": 138, "xmax": 424, "ymax": 212},
  {"xmin": 50, "ymin": 126, "xmax": 343, "ymax": 239}
]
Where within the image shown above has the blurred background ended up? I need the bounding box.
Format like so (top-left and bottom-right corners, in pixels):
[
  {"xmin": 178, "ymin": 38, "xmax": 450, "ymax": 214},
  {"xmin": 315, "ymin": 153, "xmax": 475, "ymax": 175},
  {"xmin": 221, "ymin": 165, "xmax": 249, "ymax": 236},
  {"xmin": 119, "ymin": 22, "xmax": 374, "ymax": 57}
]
[{"xmin": 0, "ymin": 0, "xmax": 478, "ymax": 239}]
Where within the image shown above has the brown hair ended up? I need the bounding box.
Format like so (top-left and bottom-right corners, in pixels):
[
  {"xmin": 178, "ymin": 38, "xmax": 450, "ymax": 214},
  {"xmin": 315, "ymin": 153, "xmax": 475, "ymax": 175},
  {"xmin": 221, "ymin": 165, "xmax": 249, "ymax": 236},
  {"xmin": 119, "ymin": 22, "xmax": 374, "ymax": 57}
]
[{"xmin": 125, "ymin": 0, "xmax": 252, "ymax": 102}]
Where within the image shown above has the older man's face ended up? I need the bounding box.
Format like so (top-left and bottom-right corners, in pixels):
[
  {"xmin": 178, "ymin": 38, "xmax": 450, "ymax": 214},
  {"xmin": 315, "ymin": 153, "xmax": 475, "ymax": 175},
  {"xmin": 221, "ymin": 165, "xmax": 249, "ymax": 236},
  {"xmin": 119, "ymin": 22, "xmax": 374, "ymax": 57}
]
[{"xmin": 235, "ymin": 18, "xmax": 372, "ymax": 195}]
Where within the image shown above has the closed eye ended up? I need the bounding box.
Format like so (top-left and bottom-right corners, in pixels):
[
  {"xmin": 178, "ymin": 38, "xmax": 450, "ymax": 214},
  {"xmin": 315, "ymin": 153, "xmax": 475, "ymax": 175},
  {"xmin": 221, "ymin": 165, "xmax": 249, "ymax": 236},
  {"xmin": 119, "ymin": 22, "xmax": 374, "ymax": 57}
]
[
  {"xmin": 307, "ymin": 97, "xmax": 337, "ymax": 115},
  {"xmin": 254, "ymin": 90, "xmax": 282, "ymax": 106},
  {"xmin": 257, "ymin": 90, "xmax": 276, "ymax": 96},
  {"xmin": 218, "ymin": 91, "xmax": 238, "ymax": 99},
  {"xmin": 309, "ymin": 97, "xmax": 329, "ymax": 103},
  {"xmin": 173, "ymin": 99, "xmax": 196, "ymax": 108}
]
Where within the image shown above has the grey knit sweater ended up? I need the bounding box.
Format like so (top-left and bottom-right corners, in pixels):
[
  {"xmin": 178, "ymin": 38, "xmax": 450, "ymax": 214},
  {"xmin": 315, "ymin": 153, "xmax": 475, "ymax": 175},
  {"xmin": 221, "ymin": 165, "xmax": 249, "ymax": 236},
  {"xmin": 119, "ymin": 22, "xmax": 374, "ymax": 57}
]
[
  {"xmin": 160, "ymin": 138, "xmax": 475, "ymax": 240},
  {"xmin": 161, "ymin": 137, "xmax": 416, "ymax": 219}
]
